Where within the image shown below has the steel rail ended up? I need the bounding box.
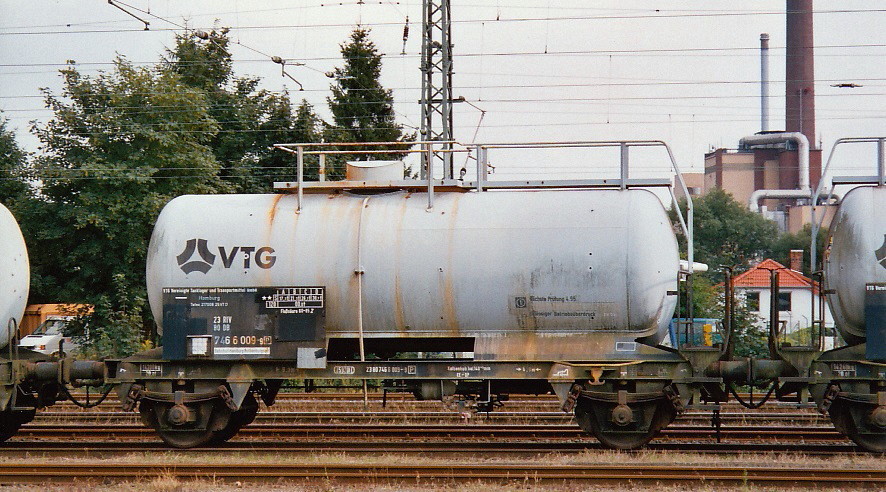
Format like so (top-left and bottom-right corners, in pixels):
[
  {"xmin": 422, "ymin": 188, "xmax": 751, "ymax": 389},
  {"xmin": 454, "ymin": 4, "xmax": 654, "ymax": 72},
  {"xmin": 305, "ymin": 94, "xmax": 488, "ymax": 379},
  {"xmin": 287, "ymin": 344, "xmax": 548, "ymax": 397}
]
[
  {"xmin": 0, "ymin": 462, "xmax": 881, "ymax": 485},
  {"xmin": 0, "ymin": 440, "xmax": 861, "ymax": 456},
  {"xmin": 7, "ymin": 423, "xmax": 848, "ymax": 442}
]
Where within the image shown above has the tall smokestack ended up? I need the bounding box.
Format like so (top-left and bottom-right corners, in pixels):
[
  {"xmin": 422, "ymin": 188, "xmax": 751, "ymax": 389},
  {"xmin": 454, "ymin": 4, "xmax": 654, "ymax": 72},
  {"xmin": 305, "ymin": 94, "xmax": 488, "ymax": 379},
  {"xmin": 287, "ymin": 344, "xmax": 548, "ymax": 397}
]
[
  {"xmin": 785, "ymin": 0, "xmax": 816, "ymax": 148},
  {"xmin": 760, "ymin": 33, "xmax": 770, "ymax": 132}
]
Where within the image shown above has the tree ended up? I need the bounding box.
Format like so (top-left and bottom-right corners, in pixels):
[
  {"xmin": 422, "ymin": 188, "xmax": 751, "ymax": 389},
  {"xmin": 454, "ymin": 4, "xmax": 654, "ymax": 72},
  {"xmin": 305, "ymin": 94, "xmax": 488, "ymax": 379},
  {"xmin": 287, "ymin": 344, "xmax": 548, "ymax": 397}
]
[
  {"xmin": 770, "ymin": 223, "xmax": 827, "ymax": 276},
  {"xmin": 28, "ymin": 58, "xmax": 225, "ymax": 356},
  {"xmin": 233, "ymin": 97, "xmax": 326, "ymax": 192},
  {"xmin": 728, "ymin": 291, "xmax": 769, "ymax": 358},
  {"xmin": 686, "ymin": 275, "xmax": 719, "ymax": 319},
  {"xmin": 326, "ymin": 28, "xmax": 413, "ymax": 166},
  {"xmin": 165, "ymin": 29, "xmax": 328, "ymax": 192},
  {"xmin": 672, "ymin": 189, "xmax": 779, "ymax": 282},
  {"xmin": 0, "ymin": 115, "xmax": 29, "ymax": 205}
]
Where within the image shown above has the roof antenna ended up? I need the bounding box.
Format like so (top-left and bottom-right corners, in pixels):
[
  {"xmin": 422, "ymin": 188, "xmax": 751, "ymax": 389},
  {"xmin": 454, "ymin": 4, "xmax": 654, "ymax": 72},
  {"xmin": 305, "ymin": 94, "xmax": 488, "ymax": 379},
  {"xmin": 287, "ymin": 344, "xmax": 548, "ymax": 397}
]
[{"xmin": 107, "ymin": 0, "xmax": 150, "ymax": 30}]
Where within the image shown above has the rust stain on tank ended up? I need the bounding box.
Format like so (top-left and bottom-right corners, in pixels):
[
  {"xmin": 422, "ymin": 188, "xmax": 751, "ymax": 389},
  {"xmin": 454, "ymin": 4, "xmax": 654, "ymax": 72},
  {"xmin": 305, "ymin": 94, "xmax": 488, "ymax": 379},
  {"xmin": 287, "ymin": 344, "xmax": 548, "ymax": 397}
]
[
  {"xmin": 258, "ymin": 194, "xmax": 287, "ymax": 286},
  {"xmin": 312, "ymin": 193, "xmax": 356, "ymax": 332},
  {"xmin": 393, "ymin": 196, "xmax": 409, "ymax": 332},
  {"xmin": 267, "ymin": 193, "xmax": 284, "ymax": 225},
  {"xmin": 348, "ymin": 195, "xmax": 368, "ymax": 333},
  {"xmin": 442, "ymin": 194, "xmax": 461, "ymax": 336}
]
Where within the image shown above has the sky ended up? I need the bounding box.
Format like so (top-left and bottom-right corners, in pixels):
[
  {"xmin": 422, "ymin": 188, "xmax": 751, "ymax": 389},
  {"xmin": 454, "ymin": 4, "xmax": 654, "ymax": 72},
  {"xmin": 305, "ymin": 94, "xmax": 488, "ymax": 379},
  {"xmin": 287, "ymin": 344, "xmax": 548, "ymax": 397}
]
[{"xmin": 1, "ymin": 1, "xmax": 884, "ymax": 185}]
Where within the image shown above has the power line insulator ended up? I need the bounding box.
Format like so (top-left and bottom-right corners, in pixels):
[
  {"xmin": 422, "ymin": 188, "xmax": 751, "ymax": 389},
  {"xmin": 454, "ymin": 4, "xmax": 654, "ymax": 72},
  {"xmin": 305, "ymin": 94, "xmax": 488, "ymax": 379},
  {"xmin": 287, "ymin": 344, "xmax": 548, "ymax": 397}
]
[{"xmin": 401, "ymin": 16, "xmax": 409, "ymax": 55}]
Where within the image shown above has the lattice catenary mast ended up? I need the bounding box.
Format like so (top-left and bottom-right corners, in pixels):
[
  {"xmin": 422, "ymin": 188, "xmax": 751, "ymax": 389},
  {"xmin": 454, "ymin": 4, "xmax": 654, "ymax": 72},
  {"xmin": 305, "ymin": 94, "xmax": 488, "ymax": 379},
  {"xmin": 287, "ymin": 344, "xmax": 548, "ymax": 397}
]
[{"xmin": 420, "ymin": 0, "xmax": 454, "ymax": 179}]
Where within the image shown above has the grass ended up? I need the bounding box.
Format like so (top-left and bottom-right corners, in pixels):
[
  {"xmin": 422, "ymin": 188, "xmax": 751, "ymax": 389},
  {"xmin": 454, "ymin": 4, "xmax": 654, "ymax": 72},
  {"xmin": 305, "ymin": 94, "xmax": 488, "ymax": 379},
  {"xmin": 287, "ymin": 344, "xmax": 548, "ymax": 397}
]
[
  {"xmin": 0, "ymin": 451, "xmax": 880, "ymax": 492},
  {"xmin": 0, "ymin": 449, "xmax": 882, "ymax": 468}
]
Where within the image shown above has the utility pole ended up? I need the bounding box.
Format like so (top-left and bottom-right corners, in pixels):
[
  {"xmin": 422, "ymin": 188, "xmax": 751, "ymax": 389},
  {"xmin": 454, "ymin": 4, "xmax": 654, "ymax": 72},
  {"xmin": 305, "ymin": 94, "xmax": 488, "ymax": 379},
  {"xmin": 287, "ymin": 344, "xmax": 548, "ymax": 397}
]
[{"xmin": 420, "ymin": 0, "xmax": 454, "ymax": 179}]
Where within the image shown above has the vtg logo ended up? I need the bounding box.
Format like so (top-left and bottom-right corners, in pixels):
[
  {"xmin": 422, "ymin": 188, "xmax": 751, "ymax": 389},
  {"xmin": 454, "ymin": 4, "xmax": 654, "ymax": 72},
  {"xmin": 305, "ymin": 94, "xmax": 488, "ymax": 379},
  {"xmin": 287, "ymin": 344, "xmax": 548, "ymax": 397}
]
[
  {"xmin": 176, "ymin": 238, "xmax": 277, "ymax": 274},
  {"xmin": 876, "ymin": 234, "xmax": 886, "ymax": 270}
]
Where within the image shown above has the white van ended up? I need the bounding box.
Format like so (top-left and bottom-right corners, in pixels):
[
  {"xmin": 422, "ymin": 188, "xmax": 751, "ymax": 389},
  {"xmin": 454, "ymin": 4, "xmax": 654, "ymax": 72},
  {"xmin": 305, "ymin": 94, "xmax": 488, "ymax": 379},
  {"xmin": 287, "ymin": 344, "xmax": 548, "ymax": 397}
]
[{"xmin": 18, "ymin": 316, "xmax": 79, "ymax": 356}]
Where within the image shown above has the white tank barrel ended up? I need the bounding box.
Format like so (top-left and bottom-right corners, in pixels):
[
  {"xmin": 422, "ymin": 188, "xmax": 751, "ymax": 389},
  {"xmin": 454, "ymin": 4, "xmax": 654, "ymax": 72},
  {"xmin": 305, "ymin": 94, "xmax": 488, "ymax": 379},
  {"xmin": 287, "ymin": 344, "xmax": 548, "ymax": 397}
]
[
  {"xmin": 147, "ymin": 189, "xmax": 679, "ymax": 358},
  {"xmin": 824, "ymin": 185, "xmax": 886, "ymax": 342},
  {"xmin": 0, "ymin": 203, "xmax": 29, "ymax": 349}
]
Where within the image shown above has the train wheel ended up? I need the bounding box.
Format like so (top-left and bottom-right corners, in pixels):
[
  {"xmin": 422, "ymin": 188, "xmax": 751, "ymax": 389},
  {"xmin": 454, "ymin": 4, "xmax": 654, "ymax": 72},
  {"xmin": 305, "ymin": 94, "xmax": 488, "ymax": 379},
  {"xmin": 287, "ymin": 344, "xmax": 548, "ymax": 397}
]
[
  {"xmin": 828, "ymin": 400, "xmax": 886, "ymax": 453},
  {"xmin": 0, "ymin": 392, "xmax": 40, "ymax": 443},
  {"xmin": 0, "ymin": 412, "xmax": 21, "ymax": 443},
  {"xmin": 575, "ymin": 398, "xmax": 675, "ymax": 450},
  {"xmin": 141, "ymin": 399, "xmax": 232, "ymax": 449},
  {"xmin": 157, "ymin": 428, "xmax": 216, "ymax": 449},
  {"xmin": 212, "ymin": 393, "xmax": 259, "ymax": 444}
]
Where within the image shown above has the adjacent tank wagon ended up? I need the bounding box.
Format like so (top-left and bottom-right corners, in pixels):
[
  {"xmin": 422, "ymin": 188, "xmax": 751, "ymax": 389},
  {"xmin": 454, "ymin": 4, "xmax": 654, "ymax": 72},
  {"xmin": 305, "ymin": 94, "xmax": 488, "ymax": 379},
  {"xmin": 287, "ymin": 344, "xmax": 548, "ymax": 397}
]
[
  {"xmin": 0, "ymin": 203, "xmax": 28, "ymax": 350},
  {"xmin": 0, "ymin": 202, "xmax": 105, "ymax": 442},
  {"xmin": 823, "ymin": 186, "xmax": 886, "ymax": 344},
  {"xmin": 808, "ymin": 143, "xmax": 886, "ymax": 452}
]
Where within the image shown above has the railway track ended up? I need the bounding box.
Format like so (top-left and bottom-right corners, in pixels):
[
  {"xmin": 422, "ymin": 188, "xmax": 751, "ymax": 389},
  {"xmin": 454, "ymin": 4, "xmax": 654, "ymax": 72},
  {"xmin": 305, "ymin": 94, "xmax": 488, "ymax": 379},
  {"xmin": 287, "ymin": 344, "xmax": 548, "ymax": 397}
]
[
  {"xmin": 0, "ymin": 462, "xmax": 881, "ymax": 486},
  {"xmin": 0, "ymin": 440, "xmax": 863, "ymax": 457},
  {"xmin": 5, "ymin": 423, "xmax": 849, "ymax": 442}
]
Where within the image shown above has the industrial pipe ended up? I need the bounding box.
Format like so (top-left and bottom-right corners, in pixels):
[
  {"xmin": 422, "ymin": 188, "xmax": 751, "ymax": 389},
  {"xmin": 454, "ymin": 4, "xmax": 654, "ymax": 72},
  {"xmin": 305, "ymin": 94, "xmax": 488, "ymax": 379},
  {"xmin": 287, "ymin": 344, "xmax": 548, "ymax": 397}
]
[
  {"xmin": 760, "ymin": 33, "xmax": 770, "ymax": 132},
  {"xmin": 739, "ymin": 132, "xmax": 811, "ymax": 212},
  {"xmin": 679, "ymin": 260, "xmax": 708, "ymax": 274},
  {"xmin": 747, "ymin": 189, "xmax": 813, "ymax": 214}
]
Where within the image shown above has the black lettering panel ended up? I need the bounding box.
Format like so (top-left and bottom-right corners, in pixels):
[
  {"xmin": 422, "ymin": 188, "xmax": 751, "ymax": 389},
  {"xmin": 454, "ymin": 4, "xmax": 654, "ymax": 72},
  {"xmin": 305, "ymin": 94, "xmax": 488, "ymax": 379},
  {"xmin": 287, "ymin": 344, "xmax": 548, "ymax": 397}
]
[
  {"xmin": 161, "ymin": 286, "xmax": 325, "ymax": 360},
  {"xmin": 865, "ymin": 283, "xmax": 886, "ymax": 361}
]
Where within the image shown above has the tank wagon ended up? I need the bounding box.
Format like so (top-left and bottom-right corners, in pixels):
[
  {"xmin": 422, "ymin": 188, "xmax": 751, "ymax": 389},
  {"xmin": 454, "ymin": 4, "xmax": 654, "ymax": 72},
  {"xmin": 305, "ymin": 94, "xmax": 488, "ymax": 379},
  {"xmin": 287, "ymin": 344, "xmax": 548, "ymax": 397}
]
[
  {"xmin": 108, "ymin": 140, "xmax": 719, "ymax": 448},
  {"xmin": 804, "ymin": 137, "xmax": 886, "ymax": 452},
  {"xmin": 0, "ymin": 202, "xmax": 105, "ymax": 442}
]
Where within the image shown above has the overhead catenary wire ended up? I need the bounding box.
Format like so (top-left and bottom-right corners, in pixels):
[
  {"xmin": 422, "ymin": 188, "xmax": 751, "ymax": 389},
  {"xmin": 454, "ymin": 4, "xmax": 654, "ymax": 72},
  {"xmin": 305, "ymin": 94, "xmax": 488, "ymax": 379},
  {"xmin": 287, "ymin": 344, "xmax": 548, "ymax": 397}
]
[
  {"xmin": 8, "ymin": 112, "xmax": 884, "ymax": 138},
  {"xmin": 1, "ymin": 43, "xmax": 883, "ymax": 66},
  {"xmin": 1, "ymin": 8, "xmax": 884, "ymax": 35},
  {"xmin": 3, "ymin": 78, "xmax": 886, "ymax": 101},
  {"xmin": 45, "ymin": 3, "xmax": 832, "ymax": 32},
  {"xmin": 5, "ymin": 94, "xmax": 883, "ymax": 120},
  {"xmin": 1, "ymin": 3, "xmax": 881, "ymax": 167}
]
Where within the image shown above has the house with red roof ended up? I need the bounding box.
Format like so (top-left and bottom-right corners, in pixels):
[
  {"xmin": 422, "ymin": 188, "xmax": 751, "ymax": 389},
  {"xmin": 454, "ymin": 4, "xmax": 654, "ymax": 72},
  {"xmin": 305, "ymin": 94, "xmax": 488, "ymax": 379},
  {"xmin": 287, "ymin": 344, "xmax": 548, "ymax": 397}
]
[{"xmin": 732, "ymin": 253, "xmax": 836, "ymax": 348}]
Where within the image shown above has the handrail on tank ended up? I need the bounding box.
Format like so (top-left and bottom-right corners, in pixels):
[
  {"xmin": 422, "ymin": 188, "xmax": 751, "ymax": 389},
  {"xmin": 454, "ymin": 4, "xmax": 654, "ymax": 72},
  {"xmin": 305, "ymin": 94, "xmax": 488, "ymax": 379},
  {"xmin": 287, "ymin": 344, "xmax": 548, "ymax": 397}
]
[
  {"xmin": 810, "ymin": 137, "xmax": 886, "ymax": 271},
  {"xmin": 273, "ymin": 141, "xmax": 461, "ymax": 211},
  {"xmin": 471, "ymin": 140, "xmax": 694, "ymax": 268}
]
